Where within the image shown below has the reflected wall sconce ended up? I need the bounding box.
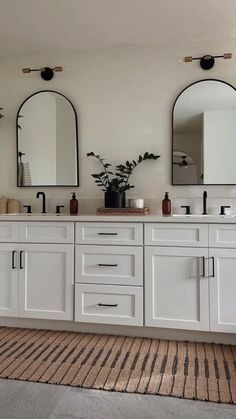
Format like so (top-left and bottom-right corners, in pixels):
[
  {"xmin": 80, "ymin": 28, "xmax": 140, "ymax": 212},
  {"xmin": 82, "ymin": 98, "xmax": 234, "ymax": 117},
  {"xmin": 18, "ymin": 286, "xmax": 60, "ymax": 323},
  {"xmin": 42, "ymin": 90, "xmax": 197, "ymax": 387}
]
[
  {"xmin": 173, "ymin": 155, "xmax": 195, "ymax": 168},
  {"xmin": 22, "ymin": 66, "xmax": 63, "ymax": 80},
  {"xmin": 181, "ymin": 53, "xmax": 232, "ymax": 70}
]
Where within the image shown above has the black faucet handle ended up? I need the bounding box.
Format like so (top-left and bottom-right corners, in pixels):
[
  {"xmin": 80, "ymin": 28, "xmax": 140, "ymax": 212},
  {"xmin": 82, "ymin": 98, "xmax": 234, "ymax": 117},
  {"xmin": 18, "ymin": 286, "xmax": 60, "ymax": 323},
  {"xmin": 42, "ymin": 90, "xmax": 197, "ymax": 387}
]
[
  {"xmin": 23, "ymin": 205, "xmax": 32, "ymax": 214},
  {"xmin": 181, "ymin": 205, "xmax": 191, "ymax": 215},
  {"xmin": 220, "ymin": 205, "xmax": 231, "ymax": 215},
  {"xmin": 56, "ymin": 205, "xmax": 65, "ymax": 214}
]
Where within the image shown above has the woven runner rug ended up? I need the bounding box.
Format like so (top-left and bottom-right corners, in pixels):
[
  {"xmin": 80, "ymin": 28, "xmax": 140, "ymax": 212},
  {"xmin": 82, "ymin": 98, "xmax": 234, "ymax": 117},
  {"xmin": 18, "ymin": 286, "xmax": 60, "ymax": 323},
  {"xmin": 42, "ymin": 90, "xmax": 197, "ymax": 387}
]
[{"xmin": 0, "ymin": 327, "xmax": 235, "ymax": 404}]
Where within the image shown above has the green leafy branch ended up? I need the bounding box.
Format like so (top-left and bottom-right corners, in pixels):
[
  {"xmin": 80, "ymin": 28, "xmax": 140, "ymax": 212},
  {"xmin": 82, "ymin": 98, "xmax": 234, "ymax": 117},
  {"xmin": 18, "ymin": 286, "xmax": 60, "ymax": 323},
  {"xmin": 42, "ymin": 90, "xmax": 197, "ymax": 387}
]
[
  {"xmin": 86, "ymin": 151, "xmax": 160, "ymax": 192},
  {"xmin": 86, "ymin": 152, "xmax": 113, "ymax": 191},
  {"xmin": 0, "ymin": 108, "xmax": 4, "ymax": 122}
]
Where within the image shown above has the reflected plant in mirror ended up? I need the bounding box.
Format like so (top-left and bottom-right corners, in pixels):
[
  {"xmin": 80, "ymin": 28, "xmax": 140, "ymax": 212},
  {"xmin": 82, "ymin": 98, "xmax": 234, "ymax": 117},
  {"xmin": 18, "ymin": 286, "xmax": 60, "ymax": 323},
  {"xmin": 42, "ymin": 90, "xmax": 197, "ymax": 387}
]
[
  {"xmin": 16, "ymin": 90, "xmax": 79, "ymax": 187},
  {"xmin": 172, "ymin": 79, "xmax": 236, "ymax": 185},
  {"xmin": 0, "ymin": 108, "xmax": 4, "ymax": 125}
]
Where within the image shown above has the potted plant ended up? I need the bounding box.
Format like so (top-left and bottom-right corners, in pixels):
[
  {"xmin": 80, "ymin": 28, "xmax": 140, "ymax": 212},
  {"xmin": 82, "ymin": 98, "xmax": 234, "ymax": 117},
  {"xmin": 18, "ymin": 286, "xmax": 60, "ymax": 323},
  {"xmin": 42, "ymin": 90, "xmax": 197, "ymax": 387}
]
[{"xmin": 87, "ymin": 151, "xmax": 160, "ymax": 208}]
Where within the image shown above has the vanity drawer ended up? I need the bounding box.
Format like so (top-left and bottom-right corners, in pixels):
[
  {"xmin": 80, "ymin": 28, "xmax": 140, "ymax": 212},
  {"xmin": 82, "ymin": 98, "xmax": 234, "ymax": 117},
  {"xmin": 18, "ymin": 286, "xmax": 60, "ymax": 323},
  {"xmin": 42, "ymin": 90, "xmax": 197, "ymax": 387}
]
[
  {"xmin": 145, "ymin": 223, "xmax": 208, "ymax": 247},
  {"xmin": 209, "ymin": 224, "xmax": 236, "ymax": 247},
  {"xmin": 76, "ymin": 222, "xmax": 143, "ymax": 245},
  {"xmin": 19, "ymin": 222, "xmax": 74, "ymax": 243},
  {"xmin": 75, "ymin": 245, "xmax": 143, "ymax": 286},
  {"xmin": 0, "ymin": 222, "xmax": 19, "ymax": 242},
  {"xmin": 74, "ymin": 284, "xmax": 143, "ymax": 326}
]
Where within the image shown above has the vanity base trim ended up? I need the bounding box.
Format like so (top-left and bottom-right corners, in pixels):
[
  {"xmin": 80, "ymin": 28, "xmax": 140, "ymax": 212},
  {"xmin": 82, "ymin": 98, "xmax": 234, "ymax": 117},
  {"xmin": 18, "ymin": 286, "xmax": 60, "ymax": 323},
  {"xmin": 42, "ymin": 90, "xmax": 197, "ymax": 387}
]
[{"xmin": 1, "ymin": 318, "xmax": 235, "ymax": 345}]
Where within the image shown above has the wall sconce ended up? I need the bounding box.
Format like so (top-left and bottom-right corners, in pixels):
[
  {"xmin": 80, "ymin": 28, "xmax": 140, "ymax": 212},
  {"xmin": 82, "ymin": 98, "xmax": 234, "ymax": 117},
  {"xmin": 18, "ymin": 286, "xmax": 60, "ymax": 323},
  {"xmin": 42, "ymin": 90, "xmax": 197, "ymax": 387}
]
[
  {"xmin": 22, "ymin": 66, "xmax": 63, "ymax": 80},
  {"xmin": 181, "ymin": 53, "xmax": 232, "ymax": 70}
]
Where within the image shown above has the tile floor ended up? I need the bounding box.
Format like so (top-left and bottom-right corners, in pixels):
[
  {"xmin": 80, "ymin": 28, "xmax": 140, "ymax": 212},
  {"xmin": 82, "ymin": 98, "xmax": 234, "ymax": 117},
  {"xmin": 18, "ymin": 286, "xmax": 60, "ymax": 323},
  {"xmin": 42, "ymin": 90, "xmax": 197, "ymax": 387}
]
[{"xmin": 0, "ymin": 378, "xmax": 235, "ymax": 419}]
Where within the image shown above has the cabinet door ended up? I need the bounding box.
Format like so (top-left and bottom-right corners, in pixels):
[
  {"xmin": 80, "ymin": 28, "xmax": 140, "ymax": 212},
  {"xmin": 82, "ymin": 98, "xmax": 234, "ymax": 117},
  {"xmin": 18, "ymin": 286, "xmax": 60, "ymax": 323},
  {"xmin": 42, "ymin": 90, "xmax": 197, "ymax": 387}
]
[
  {"xmin": 0, "ymin": 244, "xmax": 18, "ymax": 317},
  {"xmin": 209, "ymin": 248, "xmax": 236, "ymax": 333},
  {"xmin": 19, "ymin": 244, "xmax": 74, "ymax": 320},
  {"xmin": 145, "ymin": 247, "xmax": 209, "ymax": 331}
]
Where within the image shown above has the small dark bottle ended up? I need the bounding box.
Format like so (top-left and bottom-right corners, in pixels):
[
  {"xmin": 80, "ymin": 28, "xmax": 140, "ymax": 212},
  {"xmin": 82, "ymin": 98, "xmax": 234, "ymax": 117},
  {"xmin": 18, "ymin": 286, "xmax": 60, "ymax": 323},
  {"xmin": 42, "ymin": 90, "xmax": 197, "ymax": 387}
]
[
  {"xmin": 162, "ymin": 192, "xmax": 171, "ymax": 215},
  {"xmin": 70, "ymin": 192, "xmax": 79, "ymax": 215}
]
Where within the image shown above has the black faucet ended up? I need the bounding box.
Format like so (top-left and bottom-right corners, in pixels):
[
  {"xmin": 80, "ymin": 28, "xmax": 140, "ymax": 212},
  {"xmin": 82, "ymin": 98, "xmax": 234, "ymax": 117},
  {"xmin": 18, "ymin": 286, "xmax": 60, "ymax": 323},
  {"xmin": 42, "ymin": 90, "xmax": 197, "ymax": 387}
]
[
  {"xmin": 36, "ymin": 191, "xmax": 47, "ymax": 214},
  {"xmin": 181, "ymin": 205, "xmax": 191, "ymax": 215},
  {"xmin": 202, "ymin": 191, "xmax": 207, "ymax": 215}
]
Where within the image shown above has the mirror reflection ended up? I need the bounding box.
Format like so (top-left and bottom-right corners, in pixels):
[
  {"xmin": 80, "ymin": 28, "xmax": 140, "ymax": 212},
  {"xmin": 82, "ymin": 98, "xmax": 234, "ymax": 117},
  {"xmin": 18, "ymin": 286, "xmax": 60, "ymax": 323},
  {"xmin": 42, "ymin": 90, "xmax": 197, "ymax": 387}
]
[
  {"xmin": 17, "ymin": 91, "xmax": 79, "ymax": 187},
  {"xmin": 172, "ymin": 80, "xmax": 236, "ymax": 185}
]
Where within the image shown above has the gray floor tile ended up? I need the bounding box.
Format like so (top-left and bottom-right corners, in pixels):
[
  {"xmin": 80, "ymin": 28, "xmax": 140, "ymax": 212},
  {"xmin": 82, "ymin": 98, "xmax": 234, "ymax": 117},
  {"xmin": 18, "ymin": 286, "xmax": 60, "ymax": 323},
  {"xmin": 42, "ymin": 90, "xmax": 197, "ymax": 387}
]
[
  {"xmin": 0, "ymin": 378, "xmax": 69, "ymax": 419},
  {"xmin": 178, "ymin": 397, "xmax": 236, "ymax": 419},
  {"xmin": 0, "ymin": 378, "xmax": 235, "ymax": 419},
  {"xmin": 49, "ymin": 387, "xmax": 180, "ymax": 419}
]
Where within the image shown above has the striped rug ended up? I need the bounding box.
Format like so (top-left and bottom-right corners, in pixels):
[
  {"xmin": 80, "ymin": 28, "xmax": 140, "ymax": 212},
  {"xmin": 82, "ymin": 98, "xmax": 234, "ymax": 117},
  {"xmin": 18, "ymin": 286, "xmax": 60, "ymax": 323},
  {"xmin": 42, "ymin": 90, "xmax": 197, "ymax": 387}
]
[{"xmin": 0, "ymin": 327, "xmax": 235, "ymax": 404}]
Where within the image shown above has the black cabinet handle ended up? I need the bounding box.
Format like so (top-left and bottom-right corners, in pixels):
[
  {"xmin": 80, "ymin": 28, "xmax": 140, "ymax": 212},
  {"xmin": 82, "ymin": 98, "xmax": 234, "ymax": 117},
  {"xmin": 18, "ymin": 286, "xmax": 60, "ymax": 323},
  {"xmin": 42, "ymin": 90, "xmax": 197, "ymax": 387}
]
[
  {"xmin": 98, "ymin": 263, "xmax": 118, "ymax": 267},
  {"xmin": 11, "ymin": 251, "xmax": 16, "ymax": 269},
  {"xmin": 98, "ymin": 232, "xmax": 118, "ymax": 236},
  {"xmin": 201, "ymin": 256, "xmax": 206, "ymax": 277},
  {"xmin": 20, "ymin": 251, "xmax": 24, "ymax": 269},
  {"xmin": 98, "ymin": 303, "xmax": 118, "ymax": 307},
  {"xmin": 210, "ymin": 256, "xmax": 215, "ymax": 277}
]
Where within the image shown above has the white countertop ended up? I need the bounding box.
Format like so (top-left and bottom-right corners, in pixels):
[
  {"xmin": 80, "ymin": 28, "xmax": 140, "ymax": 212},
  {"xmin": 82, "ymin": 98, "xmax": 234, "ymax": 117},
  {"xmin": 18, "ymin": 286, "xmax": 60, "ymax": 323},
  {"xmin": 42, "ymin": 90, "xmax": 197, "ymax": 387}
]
[{"xmin": 0, "ymin": 213, "xmax": 236, "ymax": 223}]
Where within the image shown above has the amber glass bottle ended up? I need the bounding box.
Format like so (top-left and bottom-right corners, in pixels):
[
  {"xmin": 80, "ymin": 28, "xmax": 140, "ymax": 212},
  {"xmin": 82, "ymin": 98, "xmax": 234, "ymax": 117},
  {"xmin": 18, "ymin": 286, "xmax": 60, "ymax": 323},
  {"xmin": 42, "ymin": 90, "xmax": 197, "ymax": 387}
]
[
  {"xmin": 162, "ymin": 192, "xmax": 171, "ymax": 215},
  {"xmin": 70, "ymin": 192, "xmax": 79, "ymax": 215}
]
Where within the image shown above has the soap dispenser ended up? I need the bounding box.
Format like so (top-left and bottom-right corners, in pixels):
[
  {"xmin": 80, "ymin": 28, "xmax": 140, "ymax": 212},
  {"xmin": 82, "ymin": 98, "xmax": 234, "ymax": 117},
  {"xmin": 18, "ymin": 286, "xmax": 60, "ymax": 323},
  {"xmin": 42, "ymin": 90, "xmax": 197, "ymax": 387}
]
[
  {"xmin": 162, "ymin": 192, "xmax": 171, "ymax": 215},
  {"xmin": 70, "ymin": 192, "xmax": 79, "ymax": 215}
]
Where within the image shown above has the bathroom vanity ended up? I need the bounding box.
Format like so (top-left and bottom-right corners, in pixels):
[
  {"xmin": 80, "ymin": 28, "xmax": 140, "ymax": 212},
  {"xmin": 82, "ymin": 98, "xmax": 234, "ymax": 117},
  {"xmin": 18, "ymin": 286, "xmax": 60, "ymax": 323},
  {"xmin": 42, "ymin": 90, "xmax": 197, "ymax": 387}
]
[{"xmin": 0, "ymin": 214, "xmax": 236, "ymax": 343}]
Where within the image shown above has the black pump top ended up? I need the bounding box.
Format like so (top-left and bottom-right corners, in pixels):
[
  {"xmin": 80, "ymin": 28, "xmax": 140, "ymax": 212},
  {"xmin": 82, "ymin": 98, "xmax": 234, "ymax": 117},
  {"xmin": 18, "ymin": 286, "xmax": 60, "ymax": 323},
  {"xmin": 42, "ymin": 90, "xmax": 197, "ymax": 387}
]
[
  {"xmin": 71, "ymin": 192, "xmax": 77, "ymax": 199},
  {"xmin": 164, "ymin": 192, "xmax": 169, "ymax": 199}
]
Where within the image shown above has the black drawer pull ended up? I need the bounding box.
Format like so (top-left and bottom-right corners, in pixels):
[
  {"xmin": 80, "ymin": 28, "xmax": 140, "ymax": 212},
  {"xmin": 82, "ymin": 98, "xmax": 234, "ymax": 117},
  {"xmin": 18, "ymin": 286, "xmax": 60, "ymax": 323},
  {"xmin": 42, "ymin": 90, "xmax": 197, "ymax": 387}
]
[
  {"xmin": 98, "ymin": 263, "xmax": 118, "ymax": 267},
  {"xmin": 98, "ymin": 232, "xmax": 118, "ymax": 236},
  {"xmin": 210, "ymin": 256, "xmax": 215, "ymax": 278},
  {"xmin": 98, "ymin": 303, "xmax": 118, "ymax": 307},
  {"xmin": 201, "ymin": 256, "xmax": 206, "ymax": 277},
  {"xmin": 20, "ymin": 251, "xmax": 24, "ymax": 269},
  {"xmin": 11, "ymin": 251, "xmax": 16, "ymax": 269}
]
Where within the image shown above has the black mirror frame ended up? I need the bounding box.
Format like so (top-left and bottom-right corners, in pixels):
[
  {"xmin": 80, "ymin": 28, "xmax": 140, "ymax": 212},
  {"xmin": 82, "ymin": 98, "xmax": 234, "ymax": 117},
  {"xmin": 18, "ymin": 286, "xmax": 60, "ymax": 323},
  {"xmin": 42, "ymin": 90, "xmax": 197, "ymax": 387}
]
[
  {"xmin": 171, "ymin": 78, "xmax": 236, "ymax": 186},
  {"xmin": 16, "ymin": 89, "xmax": 79, "ymax": 187}
]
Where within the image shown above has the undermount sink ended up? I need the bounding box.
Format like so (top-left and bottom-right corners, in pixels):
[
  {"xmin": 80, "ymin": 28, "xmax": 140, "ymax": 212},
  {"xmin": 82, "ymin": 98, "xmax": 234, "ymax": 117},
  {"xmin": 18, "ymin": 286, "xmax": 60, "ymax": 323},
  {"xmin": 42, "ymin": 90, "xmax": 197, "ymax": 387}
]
[
  {"xmin": 172, "ymin": 214, "xmax": 234, "ymax": 217},
  {"xmin": 1, "ymin": 213, "xmax": 66, "ymax": 216}
]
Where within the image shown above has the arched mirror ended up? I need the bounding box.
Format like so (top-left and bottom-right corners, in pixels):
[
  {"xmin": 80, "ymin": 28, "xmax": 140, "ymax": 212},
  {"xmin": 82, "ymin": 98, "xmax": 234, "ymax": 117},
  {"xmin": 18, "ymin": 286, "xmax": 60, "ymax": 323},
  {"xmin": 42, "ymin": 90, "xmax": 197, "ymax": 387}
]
[
  {"xmin": 16, "ymin": 90, "xmax": 79, "ymax": 187},
  {"xmin": 172, "ymin": 79, "xmax": 236, "ymax": 185}
]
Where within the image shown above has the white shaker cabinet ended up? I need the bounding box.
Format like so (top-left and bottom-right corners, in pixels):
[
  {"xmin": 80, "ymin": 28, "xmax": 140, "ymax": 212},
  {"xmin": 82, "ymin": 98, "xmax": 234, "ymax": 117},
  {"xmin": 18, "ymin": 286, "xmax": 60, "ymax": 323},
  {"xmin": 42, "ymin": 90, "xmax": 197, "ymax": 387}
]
[
  {"xmin": 19, "ymin": 244, "xmax": 74, "ymax": 320},
  {"xmin": 75, "ymin": 284, "xmax": 143, "ymax": 326},
  {"xmin": 145, "ymin": 246, "xmax": 209, "ymax": 331},
  {"xmin": 0, "ymin": 244, "xmax": 18, "ymax": 317},
  {"xmin": 74, "ymin": 222, "xmax": 144, "ymax": 326},
  {"xmin": 75, "ymin": 245, "xmax": 143, "ymax": 286},
  {"xmin": 145, "ymin": 223, "xmax": 208, "ymax": 247},
  {"xmin": 209, "ymin": 248, "xmax": 236, "ymax": 333},
  {"xmin": 208, "ymin": 225, "xmax": 236, "ymax": 332}
]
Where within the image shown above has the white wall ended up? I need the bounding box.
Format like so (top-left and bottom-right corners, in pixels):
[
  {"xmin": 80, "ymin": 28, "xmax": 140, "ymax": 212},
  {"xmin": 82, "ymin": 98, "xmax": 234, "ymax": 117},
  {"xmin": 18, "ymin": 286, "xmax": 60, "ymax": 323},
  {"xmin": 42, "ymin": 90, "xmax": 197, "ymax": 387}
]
[{"xmin": 1, "ymin": 38, "xmax": 236, "ymax": 213}]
